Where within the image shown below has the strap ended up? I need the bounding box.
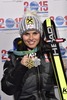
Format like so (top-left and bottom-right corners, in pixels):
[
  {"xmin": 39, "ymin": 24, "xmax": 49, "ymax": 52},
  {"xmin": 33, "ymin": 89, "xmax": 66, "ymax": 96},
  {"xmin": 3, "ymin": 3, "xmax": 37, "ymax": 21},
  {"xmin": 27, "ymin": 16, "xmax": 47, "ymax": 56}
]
[{"xmin": 13, "ymin": 47, "xmax": 38, "ymax": 56}]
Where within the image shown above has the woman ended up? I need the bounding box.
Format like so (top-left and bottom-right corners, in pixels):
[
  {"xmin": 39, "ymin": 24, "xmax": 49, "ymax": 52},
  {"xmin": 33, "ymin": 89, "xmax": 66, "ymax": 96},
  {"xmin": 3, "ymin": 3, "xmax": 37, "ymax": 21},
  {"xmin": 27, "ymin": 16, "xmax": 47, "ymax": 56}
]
[{"xmin": 1, "ymin": 11, "xmax": 57, "ymax": 100}]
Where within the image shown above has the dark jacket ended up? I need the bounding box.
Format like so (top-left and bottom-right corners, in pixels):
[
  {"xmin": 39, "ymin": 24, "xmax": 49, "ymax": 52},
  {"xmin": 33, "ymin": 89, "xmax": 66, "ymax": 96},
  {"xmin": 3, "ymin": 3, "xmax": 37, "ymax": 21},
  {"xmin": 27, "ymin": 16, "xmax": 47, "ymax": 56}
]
[{"xmin": 1, "ymin": 52, "xmax": 57, "ymax": 100}]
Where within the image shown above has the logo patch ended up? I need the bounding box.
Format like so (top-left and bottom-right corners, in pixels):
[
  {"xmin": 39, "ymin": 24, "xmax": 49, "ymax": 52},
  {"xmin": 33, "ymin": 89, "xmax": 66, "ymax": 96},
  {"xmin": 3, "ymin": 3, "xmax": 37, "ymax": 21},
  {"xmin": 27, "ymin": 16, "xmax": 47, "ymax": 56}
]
[{"xmin": 26, "ymin": 17, "xmax": 34, "ymax": 25}]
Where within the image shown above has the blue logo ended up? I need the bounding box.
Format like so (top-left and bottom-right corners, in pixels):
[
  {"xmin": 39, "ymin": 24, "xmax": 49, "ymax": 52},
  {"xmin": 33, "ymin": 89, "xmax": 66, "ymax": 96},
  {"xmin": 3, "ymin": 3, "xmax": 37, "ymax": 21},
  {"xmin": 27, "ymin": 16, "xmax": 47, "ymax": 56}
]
[
  {"xmin": 55, "ymin": 16, "xmax": 64, "ymax": 25},
  {"xmin": 60, "ymin": 46, "xmax": 66, "ymax": 56},
  {"xmin": 5, "ymin": 18, "xmax": 15, "ymax": 28},
  {"xmin": 30, "ymin": 1, "xmax": 39, "ymax": 11}
]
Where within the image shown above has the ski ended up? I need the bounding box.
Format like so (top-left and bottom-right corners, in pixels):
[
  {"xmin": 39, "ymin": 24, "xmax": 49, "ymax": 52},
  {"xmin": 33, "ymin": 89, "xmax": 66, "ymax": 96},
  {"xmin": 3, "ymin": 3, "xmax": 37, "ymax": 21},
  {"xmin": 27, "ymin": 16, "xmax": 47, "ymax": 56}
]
[{"xmin": 43, "ymin": 18, "xmax": 67, "ymax": 100}]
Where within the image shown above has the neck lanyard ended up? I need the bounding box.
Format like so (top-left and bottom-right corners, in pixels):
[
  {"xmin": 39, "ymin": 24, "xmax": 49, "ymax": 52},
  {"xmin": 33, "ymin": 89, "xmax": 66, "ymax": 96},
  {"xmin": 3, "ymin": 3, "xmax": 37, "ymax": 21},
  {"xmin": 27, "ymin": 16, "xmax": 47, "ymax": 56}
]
[{"xmin": 13, "ymin": 47, "xmax": 38, "ymax": 56}]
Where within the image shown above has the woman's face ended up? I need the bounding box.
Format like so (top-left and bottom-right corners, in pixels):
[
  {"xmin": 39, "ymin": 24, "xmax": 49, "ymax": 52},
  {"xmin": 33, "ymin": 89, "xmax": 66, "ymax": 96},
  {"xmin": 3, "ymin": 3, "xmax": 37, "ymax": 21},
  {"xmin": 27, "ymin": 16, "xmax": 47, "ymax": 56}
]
[{"xmin": 22, "ymin": 30, "xmax": 40, "ymax": 49}]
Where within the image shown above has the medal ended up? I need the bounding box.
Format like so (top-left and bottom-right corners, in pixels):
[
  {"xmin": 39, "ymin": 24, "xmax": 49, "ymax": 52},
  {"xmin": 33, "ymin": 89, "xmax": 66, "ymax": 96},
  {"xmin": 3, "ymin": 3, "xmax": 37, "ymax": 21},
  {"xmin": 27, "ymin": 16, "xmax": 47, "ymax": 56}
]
[
  {"xmin": 26, "ymin": 56, "xmax": 41, "ymax": 69},
  {"xmin": 33, "ymin": 57, "xmax": 41, "ymax": 67},
  {"xmin": 26, "ymin": 58, "xmax": 34, "ymax": 69}
]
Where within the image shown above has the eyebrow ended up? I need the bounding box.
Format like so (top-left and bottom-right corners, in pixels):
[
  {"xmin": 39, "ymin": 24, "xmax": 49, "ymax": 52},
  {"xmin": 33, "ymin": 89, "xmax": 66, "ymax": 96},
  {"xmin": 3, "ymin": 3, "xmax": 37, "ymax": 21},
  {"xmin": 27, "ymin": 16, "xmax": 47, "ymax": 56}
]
[{"xmin": 24, "ymin": 31, "xmax": 39, "ymax": 34}]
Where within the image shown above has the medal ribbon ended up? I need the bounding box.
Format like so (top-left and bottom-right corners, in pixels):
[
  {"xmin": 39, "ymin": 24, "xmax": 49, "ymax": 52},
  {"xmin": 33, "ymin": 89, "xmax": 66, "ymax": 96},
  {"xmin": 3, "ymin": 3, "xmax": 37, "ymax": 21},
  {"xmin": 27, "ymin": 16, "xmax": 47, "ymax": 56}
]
[{"xmin": 13, "ymin": 47, "xmax": 38, "ymax": 56}]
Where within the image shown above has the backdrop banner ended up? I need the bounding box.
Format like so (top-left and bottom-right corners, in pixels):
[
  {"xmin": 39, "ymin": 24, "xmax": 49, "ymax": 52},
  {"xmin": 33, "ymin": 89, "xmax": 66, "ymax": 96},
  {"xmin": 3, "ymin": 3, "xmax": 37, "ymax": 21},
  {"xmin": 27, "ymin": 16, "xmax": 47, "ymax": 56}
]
[{"xmin": 0, "ymin": 0, "xmax": 67, "ymax": 100}]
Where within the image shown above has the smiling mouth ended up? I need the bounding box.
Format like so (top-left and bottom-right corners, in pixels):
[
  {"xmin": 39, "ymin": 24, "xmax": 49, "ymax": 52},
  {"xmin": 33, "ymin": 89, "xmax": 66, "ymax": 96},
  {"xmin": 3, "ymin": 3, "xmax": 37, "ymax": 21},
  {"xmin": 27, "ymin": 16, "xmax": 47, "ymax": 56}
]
[
  {"xmin": 28, "ymin": 41, "xmax": 36, "ymax": 45},
  {"xmin": 28, "ymin": 42, "xmax": 35, "ymax": 45}
]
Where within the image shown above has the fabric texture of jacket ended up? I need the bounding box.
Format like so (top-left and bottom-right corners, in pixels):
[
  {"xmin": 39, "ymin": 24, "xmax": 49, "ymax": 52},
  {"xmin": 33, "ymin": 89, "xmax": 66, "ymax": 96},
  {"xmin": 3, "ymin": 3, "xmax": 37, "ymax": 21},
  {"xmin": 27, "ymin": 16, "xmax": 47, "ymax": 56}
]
[{"xmin": 1, "ymin": 52, "xmax": 58, "ymax": 100}]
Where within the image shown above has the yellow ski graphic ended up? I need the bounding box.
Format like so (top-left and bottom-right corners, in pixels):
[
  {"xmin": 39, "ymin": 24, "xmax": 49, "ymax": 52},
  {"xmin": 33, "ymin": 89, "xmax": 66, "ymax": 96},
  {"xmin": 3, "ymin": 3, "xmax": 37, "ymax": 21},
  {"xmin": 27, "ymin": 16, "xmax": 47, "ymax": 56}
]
[{"xmin": 46, "ymin": 18, "xmax": 67, "ymax": 100}]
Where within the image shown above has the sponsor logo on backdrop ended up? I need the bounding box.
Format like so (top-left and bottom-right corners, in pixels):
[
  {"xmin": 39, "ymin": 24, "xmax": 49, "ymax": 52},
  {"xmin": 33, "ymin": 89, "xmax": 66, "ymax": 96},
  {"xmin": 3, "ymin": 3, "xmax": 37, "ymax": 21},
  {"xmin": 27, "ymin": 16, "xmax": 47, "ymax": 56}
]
[
  {"xmin": 30, "ymin": 1, "xmax": 39, "ymax": 11},
  {"xmin": 60, "ymin": 46, "xmax": 66, "ymax": 56},
  {"xmin": 23, "ymin": 0, "xmax": 48, "ymax": 17},
  {"xmin": 6, "ymin": 18, "xmax": 15, "ymax": 28},
  {"xmin": 1, "ymin": 49, "xmax": 8, "ymax": 62},
  {"xmin": 50, "ymin": 15, "xmax": 67, "ymax": 28},
  {"xmin": 55, "ymin": 16, "xmax": 64, "ymax": 26},
  {"xmin": 0, "ymin": 17, "xmax": 22, "ymax": 31},
  {"xmin": 0, "ymin": 15, "xmax": 67, "ymax": 31},
  {"xmin": 60, "ymin": 46, "xmax": 67, "ymax": 58}
]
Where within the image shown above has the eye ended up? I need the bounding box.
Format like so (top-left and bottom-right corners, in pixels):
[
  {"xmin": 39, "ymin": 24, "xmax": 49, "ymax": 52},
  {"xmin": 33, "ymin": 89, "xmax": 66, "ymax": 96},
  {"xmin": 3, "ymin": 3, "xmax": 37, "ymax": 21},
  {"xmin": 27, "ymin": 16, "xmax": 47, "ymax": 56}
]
[
  {"xmin": 24, "ymin": 32, "xmax": 29, "ymax": 35},
  {"xmin": 33, "ymin": 32, "xmax": 39, "ymax": 35}
]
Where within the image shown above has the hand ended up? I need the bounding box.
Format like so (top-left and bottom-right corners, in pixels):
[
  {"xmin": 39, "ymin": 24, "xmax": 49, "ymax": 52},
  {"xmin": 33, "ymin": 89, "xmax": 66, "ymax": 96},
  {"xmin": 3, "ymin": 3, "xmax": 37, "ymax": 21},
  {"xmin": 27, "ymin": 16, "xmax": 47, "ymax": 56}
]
[
  {"xmin": 20, "ymin": 55, "xmax": 29, "ymax": 66},
  {"xmin": 20, "ymin": 54, "xmax": 40, "ymax": 69},
  {"xmin": 20, "ymin": 55, "xmax": 35, "ymax": 69},
  {"xmin": 6, "ymin": 57, "xmax": 11, "ymax": 61}
]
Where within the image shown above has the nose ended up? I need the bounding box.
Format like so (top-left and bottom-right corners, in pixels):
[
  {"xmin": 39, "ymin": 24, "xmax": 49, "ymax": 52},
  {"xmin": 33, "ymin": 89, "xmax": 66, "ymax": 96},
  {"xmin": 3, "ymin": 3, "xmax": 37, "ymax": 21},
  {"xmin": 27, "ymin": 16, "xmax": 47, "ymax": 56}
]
[{"xmin": 29, "ymin": 34, "xmax": 33, "ymax": 40}]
